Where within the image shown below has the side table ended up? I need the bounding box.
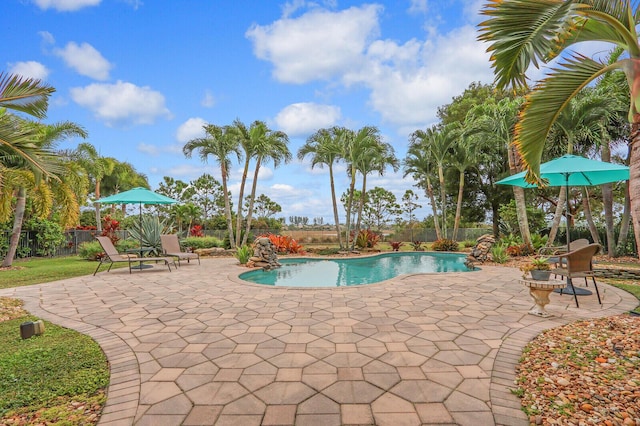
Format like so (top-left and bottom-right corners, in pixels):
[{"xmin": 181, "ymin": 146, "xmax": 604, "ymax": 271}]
[{"xmin": 519, "ymin": 279, "xmax": 566, "ymax": 317}]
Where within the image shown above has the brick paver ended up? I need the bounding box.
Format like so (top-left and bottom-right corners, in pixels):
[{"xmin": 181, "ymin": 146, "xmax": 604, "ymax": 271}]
[{"xmin": 1, "ymin": 257, "xmax": 636, "ymax": 425}]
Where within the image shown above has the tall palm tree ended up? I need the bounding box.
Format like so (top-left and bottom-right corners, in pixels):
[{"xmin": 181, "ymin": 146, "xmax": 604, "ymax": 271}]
[
  {"xmin": 354, "ymin": 139, "xmax": 398, "ymax": 239},
  {"xmin": 183, "ymin": 124, "xmax": 240, "ymax": 246},
  {"xmin": 72, "ymin": 143, "xmax": 116, "ymax": 231},
  {"xmin": 465, "ymin": 97, "xmax": 532, "ymax": 245},
  {"xmin": 242, "ymin": 122, "xmax": 290, "ymax": 245},
  {"xmin": 479, "ymin": 0, "xmax": 640, "ymax": 252},
  {"xmin": 403, "ymin": 139, "xmax": 442, "ymax": 240},
  {"xmin": 1, "ymin": 120, "xmax": 86, "ymax": 267},
  {"xmin": 341, "ymin": 126, "xmax": 381, "ymax": 250},
  {"xmin": 298, "ymin": 128, "xmax": 346, "ymax": 249},
  {"xmin": 228, "ymin": 119, "xmax": 253, "ymax": 247},
  {"xmin": 449, "ymin": 135, "xmax": 477, "ymax": 241}
]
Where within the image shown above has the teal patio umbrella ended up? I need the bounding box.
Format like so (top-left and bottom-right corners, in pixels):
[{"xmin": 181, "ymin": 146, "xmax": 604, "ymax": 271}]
[
  {"xmin": 96, "ymin": 187, "xmax": 178, "ymax": 246},
  {"xmin": 497, "ymin": 154, "xmax": 629, "ymax": 301}
]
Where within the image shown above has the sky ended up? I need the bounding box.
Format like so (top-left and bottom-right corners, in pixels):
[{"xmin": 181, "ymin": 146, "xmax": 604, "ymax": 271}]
[{"xmin": 4, "ymin": 0, "xmax": 499, "ymax": 224}]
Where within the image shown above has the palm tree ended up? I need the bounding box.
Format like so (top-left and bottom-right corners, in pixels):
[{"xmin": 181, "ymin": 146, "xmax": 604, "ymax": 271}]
[
  {"xmin": 353, "ymin": 139, "xmax": 398, "ymax": 239},
  {"xmin": 465, "ymin": 97, "xmax": 532, "ymax": 245},
  {"xmin": 242, "ymin": 122, "xmax": 290, "ymax": 246},
  {"xmin": 1, "ymin": 120, "xmax": 87, "ymax": 267},
  {"xmin": 403, "ymin": 139, "xmax": 442, "ymax": 240},
  {"xmin": 298, "ymin": 128, "xmax": 346, "ymax": 249},
  {"xmin": 449, "ymin": 135, "xmax": 477, "ymax": 241},
  {"xmin": 183, "ymin": 124, "xmax": 240, "ymax": 246},
  {"xmin": 478, "ymin": 0, "xmax": 640, "ymax": 252}
]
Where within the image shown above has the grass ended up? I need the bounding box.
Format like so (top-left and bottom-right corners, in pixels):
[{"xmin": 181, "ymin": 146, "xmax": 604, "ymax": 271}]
[
  {"xmin": 0, "ymin": 256, "xmax": 127, "ymax": 290},
  {"xmin": 0, "ymin": 304, "xmax": 108, "ymax": 424}
]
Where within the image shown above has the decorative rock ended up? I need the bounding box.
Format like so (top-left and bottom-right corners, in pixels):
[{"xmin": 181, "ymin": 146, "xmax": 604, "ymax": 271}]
[
  {"xmin": 467, "ymin": 234, "xmax": 496, "ymax": 263},
  {"xmin": 250, "ymin": 237, "xmax": 281, "ymax": 269}
]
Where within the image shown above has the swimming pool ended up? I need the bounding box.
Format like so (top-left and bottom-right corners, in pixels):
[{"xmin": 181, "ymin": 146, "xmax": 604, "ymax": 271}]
[{"xmin": 239, "ymin": 252, "xmax": 476, "ymax": 287}]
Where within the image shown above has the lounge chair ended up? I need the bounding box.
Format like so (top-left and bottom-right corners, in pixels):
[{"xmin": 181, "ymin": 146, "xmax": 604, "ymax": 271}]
[
  {"xmin": 551, "ymin": 243, "xmax": 602, "ymax": 307},
  {"xmin": 160, "ymin": 234, "xmax": 200, "ymax": 266},
  {"xmin": 93, "ymin": 236, "xmax": 173, "ymax": 275}
]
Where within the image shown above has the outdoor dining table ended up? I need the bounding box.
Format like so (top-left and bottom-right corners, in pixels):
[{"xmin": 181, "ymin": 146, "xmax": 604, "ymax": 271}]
[{"xmin": 126, "ymin": 247, "xmax": 156, "ymax": 269}]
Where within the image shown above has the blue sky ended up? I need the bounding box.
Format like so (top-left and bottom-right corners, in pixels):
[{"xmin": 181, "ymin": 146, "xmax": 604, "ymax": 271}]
[{"xmin": 4, "ymin": 0, "xmax": 497, "ymax": 224}]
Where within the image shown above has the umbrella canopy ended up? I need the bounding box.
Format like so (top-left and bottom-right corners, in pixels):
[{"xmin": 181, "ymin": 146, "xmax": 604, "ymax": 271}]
[
  {"xmin": 96, "ymin": 187, "xmax": 178, "ymax": 205},
  {"xmin": 496, "ymin": 154, "xmax": 629, "ymax": 188}
]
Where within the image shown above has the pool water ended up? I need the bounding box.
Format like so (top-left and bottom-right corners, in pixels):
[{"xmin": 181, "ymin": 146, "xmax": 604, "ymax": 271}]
[{"xmin": 239, "ymin": 252, "xmax": 476, "ymax": 287}]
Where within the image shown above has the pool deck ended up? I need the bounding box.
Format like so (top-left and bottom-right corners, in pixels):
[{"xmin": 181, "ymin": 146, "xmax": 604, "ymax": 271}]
[{"xmin": 1, "ymin": 257, "xmax": 636, "ymax": 426}]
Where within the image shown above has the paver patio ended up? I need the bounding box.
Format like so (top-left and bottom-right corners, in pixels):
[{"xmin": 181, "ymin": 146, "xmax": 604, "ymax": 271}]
[{"xmin": 1, "ymin": 257, "xmax": 636, "ymax": 425}]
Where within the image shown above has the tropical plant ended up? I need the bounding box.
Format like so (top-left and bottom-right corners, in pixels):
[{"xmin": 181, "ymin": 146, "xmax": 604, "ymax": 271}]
[
  {"xmin": 353, "ymin": 229, "xmax": 380, "ymax": 249},
  {"xmin": 431, "ymin": 238, "xmax": 459, "ymax": 252},
  {"xmin": 235, "ymin": 244, "xmax": 253, "ymax": 265},
  {"xmin": 491, "ymin": 244, "xmax": 509, "ymax": 264},
  {"xmin": 183, "ymin": 124, "xmax": 241, "ymax": 248},
  {"xmin": 127, "ymin": 215, "xmax": 173, "ymax": 255},
  {"xmin": 101, "ymin": 214, "xmax": 121, "ymax": 244},
  {"xmin": 412, "ymin": 240, "xmax": 424, "ymax": 251},
  {"xmin": 478, "ymin": 0, "xmax": 640, "ymax": 252},
  {"xmin": 298, "ymin": 128, "xmax": 345, "ymax": 249},
  {"xmin": 261, "ymin": 234, "xmax": 305, "ymax": 254},
  {"xmin": 404, "ymin": 139, "xmax": 441, "ymax": 240},
  {"xmin": 390, "ymin": 241, "xmax": 404, "ymax": 251}
]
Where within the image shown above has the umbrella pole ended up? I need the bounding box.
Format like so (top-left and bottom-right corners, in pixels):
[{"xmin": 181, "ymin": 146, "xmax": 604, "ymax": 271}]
[
  {"xmin": 565, "ymin": 176, "xmax": 579, "ymax": 308},
  {"xmin": 139, "ymin": 203, "xmax": 143, "ymax": 249}
]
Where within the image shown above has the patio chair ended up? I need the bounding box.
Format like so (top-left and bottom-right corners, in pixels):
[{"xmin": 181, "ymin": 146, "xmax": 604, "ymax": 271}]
[
  {"xmin": 551, "ymin": 243, "xmax": 602, "ymax": 306},
  {"xmin": 94, "ymin": 236, "xmax": 173, "ymax": 275},
  {"xmin": 160, "ymin": 234, "xmax": 200, "ymax": 266}
]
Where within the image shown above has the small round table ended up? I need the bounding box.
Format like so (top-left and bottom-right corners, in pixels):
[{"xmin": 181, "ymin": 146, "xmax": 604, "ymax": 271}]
[{"xmin": 520, "ymin": 279, "xmax": 567, "ymax": 317}]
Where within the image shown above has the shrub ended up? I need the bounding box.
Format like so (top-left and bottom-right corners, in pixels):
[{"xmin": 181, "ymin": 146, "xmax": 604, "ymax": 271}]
[
  {"xmin": 189, "ymin": 225, "xmax": 204, "ymax": 237},
  {"xmin": 101, "ymin": 215, "xmax": 121, "ymax": 244},
  {"xmin": 491, "ymin": 244, "xmax": 509, "ymax": 264},
  {"xmin": 24, "ymin": 219, "xmax": 65, "ymax": 257},
  {"xmin": 260, "ymin": 234, "xmax": 305, "ymax": 254},
  {"xmin": 235, "ymin": 245, "xmax": 252, "ymax": 264},
  {"xmin": 78, "ymin": 239, "xmax": 139, "ymax": 260},
  {"xmin": 390, "ymin": 241, "xmax": 404, "ymax": 251},
  {"xmin": 353, "ymin": 229, "xmax": 380, "ymax": 249},
  {"xmin": 431, "ymin": 239, "xmax": 459, "ymax": 251},
  {"xmin": 412, "ymin": 240, "xmax": 424, "ymax": 251},
  {"xmin": 180, "ymin": 236, "xmax": 222, "ymax": 250},
  {"xmin": 506, "ymin": 243, "xmax": 534, "ymax": 257},
  {"xmin": 462, "ymin": 239, "xmax": 476, "ymax": 248}
]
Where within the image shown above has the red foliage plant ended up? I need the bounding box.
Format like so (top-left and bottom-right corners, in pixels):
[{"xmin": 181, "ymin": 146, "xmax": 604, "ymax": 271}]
[
  {"xmin": 101, "ymin": 215, "xmax": 120, "ymax": 244},
  {"xmin": 390, "ymin": 241, "xmax": 404, "ymax": 251},
  {"xmin": 260, "ymin": 234, "xmax": 306, "ymax": 255},
  {"xmin": 190, "ymin": 225, "xmax": 204, "ymax": 237}
]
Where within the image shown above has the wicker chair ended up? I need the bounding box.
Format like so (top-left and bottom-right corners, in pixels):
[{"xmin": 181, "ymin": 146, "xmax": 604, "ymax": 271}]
[{"xmin": 551, "ymin": 243, "xmax": 601, "ymax": 307}]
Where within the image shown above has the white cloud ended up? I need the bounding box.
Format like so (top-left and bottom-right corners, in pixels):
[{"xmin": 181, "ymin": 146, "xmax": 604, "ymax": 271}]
[
  {"xmin": 408, "ymin": 0, "xmax": 428, "ymax": 15},
  {"xmin": 246, "ymin": 4, "xmax": 382, "ymax": 84},
  {"xmin": 8, "ymin": 61, "xmax": 49, "ymax": 81},
  {"xmin": 157, "ymin": 164, "xmax": 213, "ymax": 180},
  {"xmin": 54, "ymin": 41, "xmax": 112, "ymax": 80},
  {"xmin": 274, "ymin": 102, "xmax": 341, "ymax": 137},
  {"xmin": 33, "ymin": 0, "xmax": 101, "ymax": 12},
  {"xmin": 176, "ymin": 117, "xmax": 207, "ymax": 143},
  {"xmin": 201, "ymin": 90, "xmax": 216, "ymax": 108},
  {"xmin": 38, "ymin": 31, "xmax": 55, "ymax": 45},
  {"xmin": 70, "ymin": 80, "xmax": 172, "ymax": 126}
]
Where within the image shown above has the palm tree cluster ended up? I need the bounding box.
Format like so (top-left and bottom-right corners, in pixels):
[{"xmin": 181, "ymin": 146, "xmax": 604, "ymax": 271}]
[
  {"xmin": 298, "ymin": 126, "xmax": 398, "ymax": 251},
  {"xmin": 183, "ymin": 120, "xmax": 291, "ymax": 248}
]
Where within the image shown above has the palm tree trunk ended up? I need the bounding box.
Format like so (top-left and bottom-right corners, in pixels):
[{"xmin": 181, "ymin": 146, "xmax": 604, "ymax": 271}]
[
  {"xmin": 355, "ymin": 174, "xmax": 368, "ymax": 239},
  {"xmin": 452, "ymin": 171, "xmax": 464, "ymax": 241},
  {"xmin": 547, "ymin": 186, "xmax": 566, "ymax": 246},
  {"xmin": 94, "ymin": 181, "xmax": 102, "ymax": 232},
  {"xmin": 601, "ymin": 142, "xmax": 614, "ymax": 255},
  {"xmin": 508, "ymin": 145, "xmax": 531, "ymax": 246},
  {"xmin": 581, "ymin": 188, "xmax": 601, "ymax": 246},
  {"xmin": 629, "ymin": 120, "xmax": 640, "ymax": 256},
  {"xmin": 438, "ymin": 166, "xmax": 447, "ymax": 239},
  {"xmin": 425, "ymin": 176, "xmax": 441, "ymax": 240},
  {"xmin": 242, "ymin": 158, "xmax": 262, "ymax": 246},
  {"xmin": 2, "ymin": 187, "xmax": 26, "ymax": 268},
  {"xmin": 329, "ymin": 165, "xmax": 343, "ymax": 250},
  {"xmin": 616, "ymin": 184, "xmax": 631, "ymax": 256},
  {"xmin": 345, "ymin": 169, "xmax": 357, "ymax": 251},
  {"xmin": 234, "ymin": 161, "xmax": 250, "ymax": 247},
  {"xmin": 221, "ymin": 165, "xmax": 235, "ymax": 248}
]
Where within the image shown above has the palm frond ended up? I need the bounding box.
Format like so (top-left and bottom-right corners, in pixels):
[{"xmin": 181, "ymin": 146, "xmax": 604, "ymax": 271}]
[
  {"xmin": 478, "ymin": 0, "xmax": 579, "ymax": 89},
  {"xmin": 515, "ymin": 53, "xmax": 620, "ymax": 182},
  {"xmin": 0, "ymin": 72, "xmax": 55, "ymax": 119}
]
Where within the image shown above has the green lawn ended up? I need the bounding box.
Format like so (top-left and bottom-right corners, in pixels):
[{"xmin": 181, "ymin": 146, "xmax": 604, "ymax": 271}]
[{"xmin": 0, "ymin": 256, "xmax": 127, "ymax": 290}]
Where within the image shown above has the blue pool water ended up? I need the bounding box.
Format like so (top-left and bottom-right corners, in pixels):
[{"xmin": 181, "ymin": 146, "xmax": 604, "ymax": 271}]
[{"xmin": 239, "ymin": 252, "xmax": 476, "ymax": 287}]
